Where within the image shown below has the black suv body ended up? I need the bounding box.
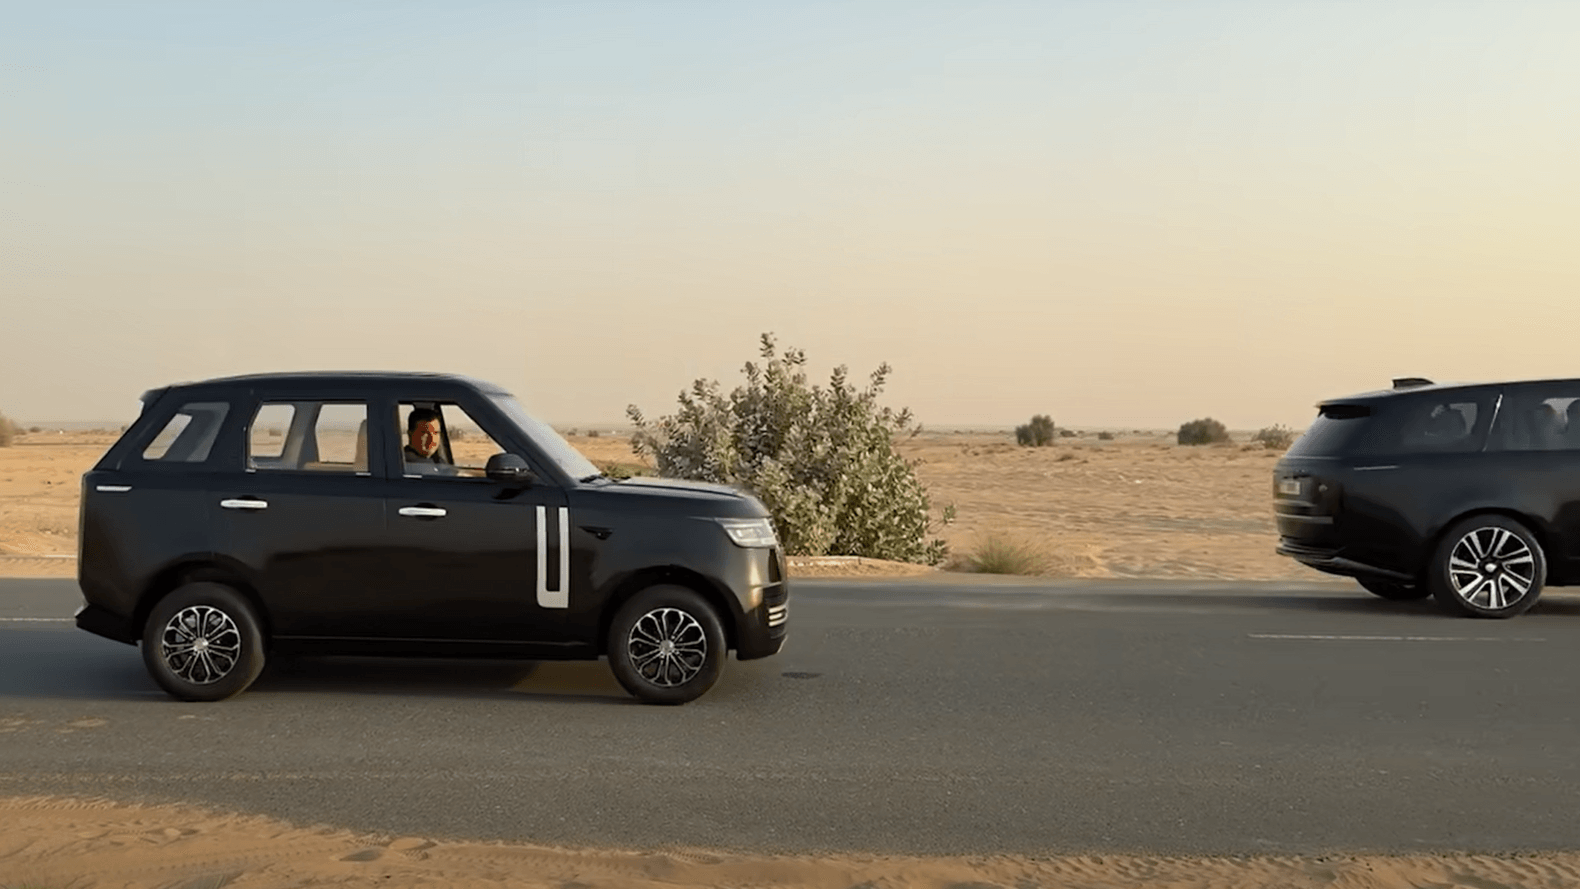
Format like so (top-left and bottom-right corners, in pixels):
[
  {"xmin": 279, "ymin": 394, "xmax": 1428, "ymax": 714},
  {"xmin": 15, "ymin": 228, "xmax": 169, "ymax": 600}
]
[
  {"xmin": 1276, "ymin": 377, "xmax": 1580, "ymax": 618},
  {"xmin": 76, "ymin": 372, "xmax": 789, "ymax": 703}
]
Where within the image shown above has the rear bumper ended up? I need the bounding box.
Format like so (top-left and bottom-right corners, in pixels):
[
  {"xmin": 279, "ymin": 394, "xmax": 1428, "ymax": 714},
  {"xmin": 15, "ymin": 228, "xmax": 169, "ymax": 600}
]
[
  {"xmin": 1276, "ymin": 539, "xmax": 1415, "ymax": 583},
  {"xmin": 75, "ymin": 602, "xmax": 137, "ymax": 645}
]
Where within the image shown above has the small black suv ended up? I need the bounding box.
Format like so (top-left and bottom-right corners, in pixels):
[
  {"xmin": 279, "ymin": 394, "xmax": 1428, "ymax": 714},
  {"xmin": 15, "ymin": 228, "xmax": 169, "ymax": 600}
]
[
  {"xmin": 76, "ymin": 372, "xmax": 789, "ymax": 703},
  {"xmin": 1276, "ymin": 376, "xmax": 1580, "ymax": 618}
]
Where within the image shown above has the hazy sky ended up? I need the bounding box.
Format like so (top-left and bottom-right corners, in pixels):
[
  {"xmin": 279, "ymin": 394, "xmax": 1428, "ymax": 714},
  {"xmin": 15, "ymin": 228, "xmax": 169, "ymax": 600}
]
[{"xmin": 4, "ymin": 2, "xmax": 1578, "ymax": 430}]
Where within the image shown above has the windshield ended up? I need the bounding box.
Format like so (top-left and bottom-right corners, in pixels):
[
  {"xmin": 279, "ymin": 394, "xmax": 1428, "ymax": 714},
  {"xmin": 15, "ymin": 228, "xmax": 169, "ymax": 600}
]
[{"xmin": 488, "ymin": 394, "xmax": 601, "ymax": 481}]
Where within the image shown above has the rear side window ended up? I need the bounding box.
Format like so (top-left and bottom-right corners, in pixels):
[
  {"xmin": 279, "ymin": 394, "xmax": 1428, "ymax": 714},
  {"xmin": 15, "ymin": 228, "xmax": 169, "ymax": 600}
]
[
  {"xmin": 1370, "ymin": 393, "xmax": 1495, "ymax": 455},
  {"xmin": 247, "ymin": 401, "xmax": 370, "ymax": 473},
  {"xmin": 140, "ymin": 402, "xmax": 230, "ymax": 464}
]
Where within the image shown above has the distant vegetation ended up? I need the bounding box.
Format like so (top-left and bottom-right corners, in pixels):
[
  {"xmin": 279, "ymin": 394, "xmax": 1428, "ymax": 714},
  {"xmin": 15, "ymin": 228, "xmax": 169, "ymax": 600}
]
[
  {"xmin": 1177, "ymin": 417, "xmax": 1231, "ymax": 446},
  {"xmin": 1014, "ymin": 414, "xmax": 1056, "ymax": 447},
  {"xmin": 1253, "ymin": 424, "xmax": 1297, "ymax": 450},
  {"xmin": 628, "ymin": 332, "xmax": 952, "ymax": 564},
  {"xmin": 1096, "ymin": 431, "xmax": 1115, "ymax": 440},
  {"xmin": 0, "ymin": 411, "xmax": 18, "ymax": 447}
]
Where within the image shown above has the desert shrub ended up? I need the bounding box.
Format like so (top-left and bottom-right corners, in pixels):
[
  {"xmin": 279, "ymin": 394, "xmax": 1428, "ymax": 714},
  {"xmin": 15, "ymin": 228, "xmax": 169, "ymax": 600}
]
[
  {"xmin": 953, "ymin": 531, "xmax": 1053, "ymax": 575},
  {"xmin": 1097, "ymin": 431, "xmax": 1115, "ymax": 441},
  {"xmin": 0, "ymin": 412, "xmax": 14, "ymax": 447},
  {"xmin": 628, "ymin": 333, "xmax": 951, "ymax": 564},
  {"xmin": 1177, "ymin": 417, "xmax": 1230, "ymax": 446},
  {"xmin": 1014, "ymin": 414, "xmax": 1056, "ymax": 447},
  {"xmin": 1059, "ymin": 428, "xmax": 1078, "ymax": 438},
  {"xmin": 28, "ymin": 425, "xmax": 41, "ymax": 434},
  {"xmin": 1253, "ymin": 423, "xmax": 1297, "ymax": 450},
  {"xmin": 450, "ymin": 427, "xmax": 467, "ymax": 442},
  {"xmin": 587, "ymin": 429, "xmax": 601, "ymax": 438},
  {"xmin": 599, "ymin": 460, "xmax": 646, "ymax": 480}
]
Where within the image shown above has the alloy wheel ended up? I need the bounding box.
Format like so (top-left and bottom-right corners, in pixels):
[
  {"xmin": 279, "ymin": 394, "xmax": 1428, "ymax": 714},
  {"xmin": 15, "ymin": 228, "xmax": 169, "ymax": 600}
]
[
  {"xmin": 626, "ymin": 607, "xmax": 708, "ymax": 688},
  {"xmin": 159, "ymin": 605, "xmax": 243, "ymax": 685},
  {"xmin": 1448, "ymin": 527, "xmax": 1537, "ymax": 610}
]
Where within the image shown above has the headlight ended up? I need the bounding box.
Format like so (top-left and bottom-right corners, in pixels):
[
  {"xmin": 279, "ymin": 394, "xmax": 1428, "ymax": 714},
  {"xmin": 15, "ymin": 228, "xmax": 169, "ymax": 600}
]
[{"xmin": 717, "ymin": 517, "xmax": 778, "ymax": 548}]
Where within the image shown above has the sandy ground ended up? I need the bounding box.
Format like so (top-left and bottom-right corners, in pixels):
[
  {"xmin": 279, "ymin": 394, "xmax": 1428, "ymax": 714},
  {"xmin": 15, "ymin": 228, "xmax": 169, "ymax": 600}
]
[
  {"xmin": 0, "ymin": 428, "xmax": 1334, "ymax": 582},
  {"xmin": 5, "ymin": 795, "xmax": 1580, "ymax": 889}
]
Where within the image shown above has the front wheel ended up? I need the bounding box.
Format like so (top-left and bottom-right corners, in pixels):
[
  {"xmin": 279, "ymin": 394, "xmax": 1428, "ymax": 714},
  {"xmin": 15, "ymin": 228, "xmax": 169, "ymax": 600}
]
[
  {"xmin": 141, "ymin": 582, "xmax": 267, "ymax": 701},
  {"xmin": 607, "ymin": 585, "xmax": 726, "ymax": 705},
  {"xmin": 1428, "ymin": 516, "xmax": 1546, "ymax": 619},
  {"xmin": 1357, "ymin": 578, "xmax": 1430, "ymax": 601}
]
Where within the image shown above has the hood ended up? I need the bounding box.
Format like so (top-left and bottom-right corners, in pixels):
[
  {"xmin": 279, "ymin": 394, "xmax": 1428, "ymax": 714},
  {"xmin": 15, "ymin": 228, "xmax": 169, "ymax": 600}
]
[
  {"xmin": 610, "ymin": 476, "xmax": 749, "ymax": 499},
  {"xmin": 581, "ymin": 475, "xmax": 769, "ymax": 519}
]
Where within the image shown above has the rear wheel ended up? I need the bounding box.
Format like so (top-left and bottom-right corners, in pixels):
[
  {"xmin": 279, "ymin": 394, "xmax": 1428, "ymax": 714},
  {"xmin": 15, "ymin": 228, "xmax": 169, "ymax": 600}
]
[
  {"xmin": 607, "ymin": 585, "xmax": 726, "ymax": 705},
  {"xmin": 141, "ymin": 582, "xmax": 267, "ymax": 701},
  {"xmin": 1357, "ymin": 578, "xmax": 1429, "ymax": 601},
  {"xmin": 1428, "ymin": 516, "xmax": 1546, "ymax": 619}
]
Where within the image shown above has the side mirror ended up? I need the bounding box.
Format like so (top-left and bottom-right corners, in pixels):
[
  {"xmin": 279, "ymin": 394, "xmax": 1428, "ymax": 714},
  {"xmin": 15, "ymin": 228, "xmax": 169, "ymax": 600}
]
[{"xmin": 485, "ymin": 453, "xmax": 534, "ymax": 485}]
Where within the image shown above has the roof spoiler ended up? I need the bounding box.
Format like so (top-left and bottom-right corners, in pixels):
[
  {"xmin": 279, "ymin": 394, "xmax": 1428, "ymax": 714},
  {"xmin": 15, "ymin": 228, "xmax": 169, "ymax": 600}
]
[{"xmin": 1391, "ymin": 377, "xmax": 1434, "ymax": 389}]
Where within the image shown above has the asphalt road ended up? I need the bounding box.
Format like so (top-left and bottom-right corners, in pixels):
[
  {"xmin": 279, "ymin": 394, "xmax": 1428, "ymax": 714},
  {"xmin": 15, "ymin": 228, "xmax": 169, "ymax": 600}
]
[{"xmin": 3, "ymin": 575, "xmax": 1580, "ymax": 857}]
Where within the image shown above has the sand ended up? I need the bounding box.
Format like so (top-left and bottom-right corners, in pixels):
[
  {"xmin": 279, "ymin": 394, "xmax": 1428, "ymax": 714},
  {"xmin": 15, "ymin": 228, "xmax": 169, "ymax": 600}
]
[{"xmin": 5, "ymin": 795, "xmax": 1580, "ymax": 889}]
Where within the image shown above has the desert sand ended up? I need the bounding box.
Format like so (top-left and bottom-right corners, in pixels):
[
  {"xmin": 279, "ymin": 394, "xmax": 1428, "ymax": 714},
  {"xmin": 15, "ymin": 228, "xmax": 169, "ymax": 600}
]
[{"xmin": 5, "ymin": 794, "xmax": 1580, "ymax": 889}]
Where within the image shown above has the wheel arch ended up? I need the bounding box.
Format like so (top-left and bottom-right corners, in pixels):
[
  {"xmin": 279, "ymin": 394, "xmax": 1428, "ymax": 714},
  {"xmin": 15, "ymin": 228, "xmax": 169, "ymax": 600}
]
[
  {"xmin": 134, "ymin": 559, "xmax": 272, "ymax": 643},
  {"xmin": 597, "ymin": 566, "xmax": 740, "ymax": 655}
]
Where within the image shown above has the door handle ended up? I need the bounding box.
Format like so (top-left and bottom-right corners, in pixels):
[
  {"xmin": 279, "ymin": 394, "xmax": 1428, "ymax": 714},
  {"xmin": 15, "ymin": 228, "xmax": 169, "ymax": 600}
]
[
  {"xmin": 398, "ymin": 506, "xmax": 447, "ymax": 518},
  {"xmin": 220, "ymin": 498, "xmax": 268, "ymax": 510}
]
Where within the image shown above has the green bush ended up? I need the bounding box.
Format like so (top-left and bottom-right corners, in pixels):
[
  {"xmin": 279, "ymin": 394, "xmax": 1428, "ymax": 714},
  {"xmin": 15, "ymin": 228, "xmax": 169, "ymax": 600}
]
[
  {"xmin": 1177, "ymin": 417, "xmax": 1230, "ymax": 446},
  {"xmin": 1254, "ymin": 424, "xmax": 1297, "ymax": 450},
  {"xmin": 1014, "ymin": 414, "xmax": 1056, "ymax": 447},
  {"xmin": 628, "ymin": 333, "xmax": 952, "ymax": 564}
]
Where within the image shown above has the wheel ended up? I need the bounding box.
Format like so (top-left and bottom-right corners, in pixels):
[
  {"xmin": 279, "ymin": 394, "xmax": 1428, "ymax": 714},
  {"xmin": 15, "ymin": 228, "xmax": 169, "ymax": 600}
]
[
  {"xmin": 1357, "ymin": 577, "xmax": 1430, "ymax": 600},
  {"xmin": 607, "ymin": 585, "xmax": 726, "ymax": 705},
  {"xmin": 141, "ymin": 582, "xmax": 267, "ymax": 701},
  {"xmin": 1428, "ymin": 516, "xmax": 1546, "ymax": 619}
]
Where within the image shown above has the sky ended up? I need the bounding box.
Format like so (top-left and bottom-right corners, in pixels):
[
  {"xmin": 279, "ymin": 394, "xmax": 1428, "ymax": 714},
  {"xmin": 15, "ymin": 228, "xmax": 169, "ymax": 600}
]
[{"xmin": 4, "ymin": 1, "xmax": 1578, "ymax": 431}]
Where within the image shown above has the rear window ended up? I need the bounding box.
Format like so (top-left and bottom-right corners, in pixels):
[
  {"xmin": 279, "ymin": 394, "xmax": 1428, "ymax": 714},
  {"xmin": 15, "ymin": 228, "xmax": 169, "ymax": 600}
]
[{"xmin": 1286, "ymin": 404, "xmax": 1374, "ymax": 457}]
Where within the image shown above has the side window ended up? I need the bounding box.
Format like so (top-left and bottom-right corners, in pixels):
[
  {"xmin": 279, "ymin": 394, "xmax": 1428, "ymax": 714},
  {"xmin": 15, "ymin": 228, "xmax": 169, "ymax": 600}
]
[
  {"xmin": 397, "ymin": 401, "xmax": 509, "ymax": 478},
  {"xmin": 141, "ymin": 401, "xmax": 230, "ymax": 464},
  {"xmin": 248, "ymin": 404, "xmax": 295, "ymax": 463},
  {"xmin": 1489, "ymin": 393, "xmax": 1580, "ymax": 452},
  {"xmin": 248, "ymin": 402, "xmax": 370, "ymax": 473},
  {"xmin": 1389, "ymin": 398, "xmax": 1486, "ymax": 454}
]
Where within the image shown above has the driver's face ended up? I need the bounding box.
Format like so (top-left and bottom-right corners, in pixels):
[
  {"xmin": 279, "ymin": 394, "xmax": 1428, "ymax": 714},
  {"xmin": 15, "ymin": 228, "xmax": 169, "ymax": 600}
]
[{"xmin": 409, "ymin": 419, "xmax": 441, "ymax": 457}]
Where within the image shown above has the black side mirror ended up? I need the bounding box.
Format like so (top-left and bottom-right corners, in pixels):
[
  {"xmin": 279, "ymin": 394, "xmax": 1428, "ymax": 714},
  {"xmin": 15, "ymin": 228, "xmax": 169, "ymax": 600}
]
[{"xmin": 485, "ymin": 453, "xmax": 534, "ymax": 485}]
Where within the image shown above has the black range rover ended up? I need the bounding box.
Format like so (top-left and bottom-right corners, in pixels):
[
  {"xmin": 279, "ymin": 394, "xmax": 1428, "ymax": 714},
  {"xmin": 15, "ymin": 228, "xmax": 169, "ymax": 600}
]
[
  {"xmin": 1276, "ymin": 377, "xmax": 1580, "ymax": 618},
  {"xmin": 75, "ymin": 372, "xmax": 789, "ymax": 704}
]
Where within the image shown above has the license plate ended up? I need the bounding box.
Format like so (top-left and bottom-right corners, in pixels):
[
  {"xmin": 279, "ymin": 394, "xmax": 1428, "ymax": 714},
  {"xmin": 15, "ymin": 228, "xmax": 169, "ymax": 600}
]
[{"xmin": 1278, "ymin": 478, "xmax": 1302, "ymax": 497}]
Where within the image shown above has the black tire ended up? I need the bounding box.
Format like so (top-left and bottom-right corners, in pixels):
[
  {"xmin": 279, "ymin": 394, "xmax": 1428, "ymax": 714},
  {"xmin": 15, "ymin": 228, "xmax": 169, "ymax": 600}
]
[
  {"xmin": 1357, "ymin": 578, "xmax": 1430, "ymax": 601},
  {"xmin": 141, "ymin": 582, "xmax": 267, "ymax": 701},
  {"xmin": 607, "ymin": 585, "xmax": 726, "ymax": 705},
  {"xmin": 1428, "ymin": 515, "xmax": 1546, "ymax": 619}
]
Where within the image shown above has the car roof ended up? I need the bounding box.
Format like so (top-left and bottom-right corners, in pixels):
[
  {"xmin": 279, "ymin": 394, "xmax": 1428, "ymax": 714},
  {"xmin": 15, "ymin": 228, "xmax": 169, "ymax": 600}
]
[
  {"xmin": 162, "ymin": 371, "xmax": 510, "ymax": 394},
  {"xmin": 1323, "ymin": 377, "xmax": 1580, "ymax": 405}
]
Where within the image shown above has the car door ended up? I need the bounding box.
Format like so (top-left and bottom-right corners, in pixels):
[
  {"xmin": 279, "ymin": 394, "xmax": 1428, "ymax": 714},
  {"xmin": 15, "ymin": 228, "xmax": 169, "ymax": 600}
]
[
  {"xmin": 1483, "ymin": 383, "xmax": 1580, "ymax": 578},
  {"xmin": 374, "ymin": 395, "xmax": 571, "ymax": 643},
  {"xmin": 210, "ymin": 395, "xmax": 391, "ymax": 640}
]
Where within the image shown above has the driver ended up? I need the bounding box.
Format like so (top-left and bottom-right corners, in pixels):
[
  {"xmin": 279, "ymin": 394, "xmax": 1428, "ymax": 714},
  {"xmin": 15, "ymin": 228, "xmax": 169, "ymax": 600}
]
[{"xmin": 403, "ymin": 408, "xmax": 450, "ymax": 465}]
